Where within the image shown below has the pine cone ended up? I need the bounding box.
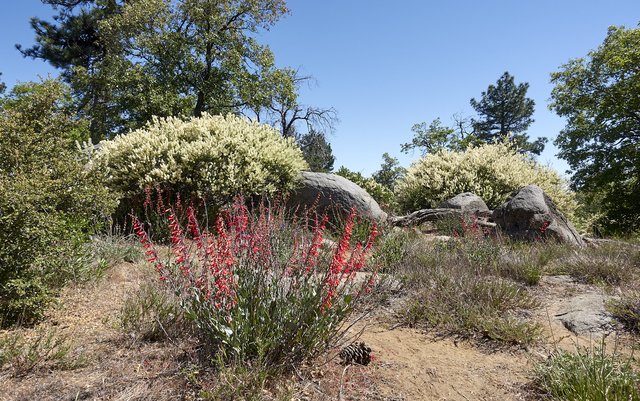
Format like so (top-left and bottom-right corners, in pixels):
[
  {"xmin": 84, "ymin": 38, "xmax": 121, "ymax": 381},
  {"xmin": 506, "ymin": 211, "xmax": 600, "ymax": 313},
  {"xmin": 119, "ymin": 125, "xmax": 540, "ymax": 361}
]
[{"xmin": 339, "ymin": 341, "xmax": 372, "ymax": 366}]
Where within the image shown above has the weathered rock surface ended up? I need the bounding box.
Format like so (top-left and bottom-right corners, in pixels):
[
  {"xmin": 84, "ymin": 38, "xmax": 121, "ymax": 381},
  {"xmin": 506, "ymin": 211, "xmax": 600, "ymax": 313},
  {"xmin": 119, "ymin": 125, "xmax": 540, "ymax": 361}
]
[
  {"xmin": 289, "ymin": 172, "xmax": 388, "ymax": 222},
  {"xmin": 493, "ymin": 185, "xmax": 584, "ymax": 246},
  {"xmin": 555, "ymin": 293, "xmax": 615, "ymax": 336},
  {"xmin": 438, "ymin": 192, "xmax": 490, "ymax": 214}
]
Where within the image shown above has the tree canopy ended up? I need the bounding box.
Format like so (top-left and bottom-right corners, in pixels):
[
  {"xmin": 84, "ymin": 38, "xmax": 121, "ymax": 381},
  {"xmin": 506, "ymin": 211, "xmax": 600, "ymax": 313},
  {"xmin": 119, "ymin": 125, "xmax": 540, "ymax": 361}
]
[
  {"xmin": 19, "ymin": 0, "xmax": 311, "ymax": 142},
  {"xmin": 401, "ymin": 116, "xmax": 478, "ymax": 155},
  {"xmin": 372, "ymin": 152, "xmax": 405, "ymax": 190},
  {"xmin": 470, "ymin": 71, "xmax": 546, "ymax": 155},
  {"xmin": 298, "ymin": 129, "xmax": 335, "ymax": 173},
  {"xmin": 550, "ymin": 25, "xmax": 640, "ymax": 232}
]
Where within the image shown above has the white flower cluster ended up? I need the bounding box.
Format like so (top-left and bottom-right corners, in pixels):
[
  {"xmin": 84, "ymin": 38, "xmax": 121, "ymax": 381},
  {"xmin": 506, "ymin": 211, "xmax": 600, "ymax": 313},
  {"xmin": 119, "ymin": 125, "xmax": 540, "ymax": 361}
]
[
  {"xmin": 89, "ymin": 114, "xmax": 307, "ymax": 200},
  {"xmin": 395, "ymin": 142, "xmax": 577, "ymax": 218}
]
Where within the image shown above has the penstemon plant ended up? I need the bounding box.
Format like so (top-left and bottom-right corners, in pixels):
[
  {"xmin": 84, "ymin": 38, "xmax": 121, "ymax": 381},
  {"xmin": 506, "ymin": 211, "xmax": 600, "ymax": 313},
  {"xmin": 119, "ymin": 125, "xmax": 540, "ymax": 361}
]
[{"xmin": 132, "ymin": 198, "xmax": 378, "ymax": 369}]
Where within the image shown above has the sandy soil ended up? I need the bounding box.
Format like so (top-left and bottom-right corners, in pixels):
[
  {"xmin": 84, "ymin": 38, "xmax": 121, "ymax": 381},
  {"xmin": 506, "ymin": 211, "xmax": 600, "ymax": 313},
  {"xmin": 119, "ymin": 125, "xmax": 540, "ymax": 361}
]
[{"xmin": 0, "ymin": 263, "xmax": 634, "ymax": 401}]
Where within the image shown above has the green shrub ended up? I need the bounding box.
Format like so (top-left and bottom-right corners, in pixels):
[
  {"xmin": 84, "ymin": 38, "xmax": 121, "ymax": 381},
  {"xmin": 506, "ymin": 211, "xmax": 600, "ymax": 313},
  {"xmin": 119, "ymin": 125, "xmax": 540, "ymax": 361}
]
[
  {"xmin": 335, "ymin": 166, "xmax": 394, "ymax": 209},
  {"xmin": 534, "ymin": 340, "xmax": 640, "ymax": 400},
  {"xmin": 90, "ymin": 234, "xmax": 143, "ymax": 268},
  {"xmin": 0, "ymin": 80, "xmax": 116, "ymax": 327},
  {"xmin": 372, "ymin": 228, "xmax": 418, "ymax": 273},
  {"xmin": 394, "ymin": 142, "xmax": 577, "ymax": 217},
  {"xmin": 88, "ymin": 114, "xmax": 308, "ymax": 214}
]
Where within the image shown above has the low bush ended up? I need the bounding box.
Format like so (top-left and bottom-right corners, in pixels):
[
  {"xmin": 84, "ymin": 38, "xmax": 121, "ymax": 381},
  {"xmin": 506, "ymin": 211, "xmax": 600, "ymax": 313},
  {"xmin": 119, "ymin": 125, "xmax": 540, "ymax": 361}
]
[
  {"xmin": 560, "ymin": 244, "xmax": 639, "ymax": 286},
  {"xmin": 132, "ymin": 198, "xmax": 379, "ymax": 370},
  {"xmin": 402, "ymin": 265, "xmax": 540, "ymax": 346},
  {"xmin": 90, "ymin": 234, "xmax": 143, "ymax": 267},
  {"xmin": 608, "ymin": 292, "xmax": 640, "ymax": 334},
  {"xmin": 533, "ymin": 340, "xmax": 640, "ymax": 400},
  {"xmin": 0, "ymin": 328, "xmax": 83, "ymax": 377},
  {"xmin": 119, "ymin": 282, "xmax": 186, "ymax": 342},
  {"xmin": 0, "ymin": 80, "xmax": 116, "ymax": 327},
  {"xmin": 395, "ymin": 236, "xmax": 541, "ymax": 346},
  {"xmin": 394, "ymin": 142, "xmax": 577, "ymax": 218},
  {"xmin": 371, "ymin": 229, "xmax": 418, "ymax": 273}
]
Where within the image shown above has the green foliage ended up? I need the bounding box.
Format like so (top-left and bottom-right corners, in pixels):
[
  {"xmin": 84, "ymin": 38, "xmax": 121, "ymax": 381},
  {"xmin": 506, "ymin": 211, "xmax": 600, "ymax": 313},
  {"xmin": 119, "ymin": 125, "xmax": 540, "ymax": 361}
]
[
  {"xmin": 119, "ymin": 282, "xmax": 186, "ymax": 342},
  {"xmin": 0, "ymin": 79, "xmax": 116, "ymax": 327},
  {"xmin": 298, "ymin": 129, "xmax": 335, "ymax": 172},
  {"xmin": 335, "ymin": 166, "xmax": 394, "ymax": 209},
  {"xmin": 401, "ymin": 117, "xmax": 478, "ymax": 155},
  {"xmin": 21, "ymin": 0, "xmax": 295, "ymax": 140},
  {"xmin": 89, "ymin": 114, "xmax": 307, "ymax": 212},
  {"xmin": 372, "ymin": 152, "xmax": 406, "ymax": 191},
  {"xmin": 470, "ymin": 71, "xmax": 547, "ymax": 155},
  {"xmin": 394, "ymin": 142, "xmax": 577, "ymax": 218},
  {"xmin": 550, "ymin": 25, "xmax": 640, "ymax": 234},
  {"xmin": 534, "ymin": 340, "xmax": 640, "ymax": 401}
]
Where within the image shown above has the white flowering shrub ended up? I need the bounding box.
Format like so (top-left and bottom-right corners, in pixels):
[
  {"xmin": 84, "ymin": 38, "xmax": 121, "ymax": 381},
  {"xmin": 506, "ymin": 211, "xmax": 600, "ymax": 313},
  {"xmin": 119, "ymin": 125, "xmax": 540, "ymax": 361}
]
[
  {"xmin": 395, "ymin": 142, "xmax": 577, "ymax": 218},
  {"xmin": 89, "ymin": 114, "xmax": 307, "ymax": 203}
]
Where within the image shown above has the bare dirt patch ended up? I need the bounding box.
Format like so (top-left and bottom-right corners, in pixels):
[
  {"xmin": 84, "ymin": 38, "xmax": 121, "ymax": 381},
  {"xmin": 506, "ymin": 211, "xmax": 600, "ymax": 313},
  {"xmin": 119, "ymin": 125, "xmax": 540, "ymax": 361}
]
[
  {"xmin": 0, "ymin": 262, "xmax": 194, "ymax": 401},
  {"xmin": 1, "ymin": 262, "xmax": 637, "ymax": 401}
]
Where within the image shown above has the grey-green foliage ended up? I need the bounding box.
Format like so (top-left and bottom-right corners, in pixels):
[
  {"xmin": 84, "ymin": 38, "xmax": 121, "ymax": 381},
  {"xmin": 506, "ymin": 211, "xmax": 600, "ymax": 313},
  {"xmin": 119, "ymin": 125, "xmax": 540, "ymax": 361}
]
[
  {"xmin": 550, "ymin": 25, "xmax": 640, "ymax": 233},
  {"xmin": 534, "ymin": 341, "xmax": 640, "ymax": 401},
  {"xmin": 0, "ymin": 79, "xmax": 116, "ymax": 327}
]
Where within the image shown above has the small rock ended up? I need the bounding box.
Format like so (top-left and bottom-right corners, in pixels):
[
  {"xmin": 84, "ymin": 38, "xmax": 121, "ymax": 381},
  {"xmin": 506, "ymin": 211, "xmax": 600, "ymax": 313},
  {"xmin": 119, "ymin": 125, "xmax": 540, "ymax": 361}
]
[
  {"xmin": 438, "ymin": 192, "xmax": 490, "ymax": 214},
  {"xmin": 555, "ymin": 293, "xmax": 615, "ymax": 336}
]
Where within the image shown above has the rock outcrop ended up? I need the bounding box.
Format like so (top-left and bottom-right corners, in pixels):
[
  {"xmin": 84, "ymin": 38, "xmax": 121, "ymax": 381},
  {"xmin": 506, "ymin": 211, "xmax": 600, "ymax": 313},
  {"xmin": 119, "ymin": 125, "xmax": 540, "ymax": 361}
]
[
  {"xmin": 493, "ymin": 185, "xmax": 584, "ymax": 246},
  {"xmin": 437, "ymin": 192, "xmax": 490, "ymax": 214},
  {"xmin": 288, "ymin": 172, "xmax": 388, "ymax": 223}
]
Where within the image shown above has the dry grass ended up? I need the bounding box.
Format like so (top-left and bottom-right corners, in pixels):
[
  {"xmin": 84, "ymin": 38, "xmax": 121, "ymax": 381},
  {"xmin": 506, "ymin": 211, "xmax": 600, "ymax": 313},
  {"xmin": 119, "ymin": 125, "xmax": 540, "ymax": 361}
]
[{"xmin": 3, "ymin": 231, "xmax": 640, "ymax": 400}]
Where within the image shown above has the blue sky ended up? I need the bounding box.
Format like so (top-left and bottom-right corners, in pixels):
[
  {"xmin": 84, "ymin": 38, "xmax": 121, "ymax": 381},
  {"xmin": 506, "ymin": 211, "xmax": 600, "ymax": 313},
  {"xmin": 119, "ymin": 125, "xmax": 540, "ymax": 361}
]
[{"xmin": 2, "ymin": 1, "xmax": 640, "ymax": 176}]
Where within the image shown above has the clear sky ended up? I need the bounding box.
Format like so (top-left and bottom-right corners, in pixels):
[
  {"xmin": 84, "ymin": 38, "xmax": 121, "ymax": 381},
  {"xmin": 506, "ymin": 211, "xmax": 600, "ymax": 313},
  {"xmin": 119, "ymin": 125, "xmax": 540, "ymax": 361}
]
[{"xmin": 2, "ymin": 1, "xmax": 640, "ymax": 177}]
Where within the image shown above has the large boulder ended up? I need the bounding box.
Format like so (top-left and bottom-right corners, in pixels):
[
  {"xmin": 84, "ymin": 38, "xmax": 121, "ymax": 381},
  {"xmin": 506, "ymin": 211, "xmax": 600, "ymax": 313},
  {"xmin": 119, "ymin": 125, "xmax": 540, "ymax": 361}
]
[
  {"xmin": 493, "ymin": 185, "xmax": 584, "ymax": 246},
  {"xmin": 438, "ymin": 192, "xmax": 490, "ymax": 215},
  {"xmin": 289, "ymin": 172, "xmax": 388, "ymax": 223}
]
